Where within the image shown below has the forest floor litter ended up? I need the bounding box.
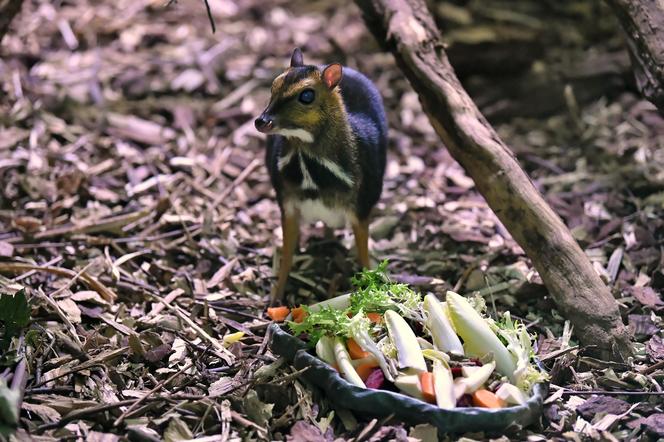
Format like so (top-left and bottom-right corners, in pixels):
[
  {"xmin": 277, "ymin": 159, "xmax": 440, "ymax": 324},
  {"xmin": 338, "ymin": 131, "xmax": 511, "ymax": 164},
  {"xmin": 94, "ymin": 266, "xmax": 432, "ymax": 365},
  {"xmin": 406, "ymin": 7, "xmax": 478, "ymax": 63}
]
[{"xmin": 0, "ymin": 0, "xmax": 663, "ymax": 440}]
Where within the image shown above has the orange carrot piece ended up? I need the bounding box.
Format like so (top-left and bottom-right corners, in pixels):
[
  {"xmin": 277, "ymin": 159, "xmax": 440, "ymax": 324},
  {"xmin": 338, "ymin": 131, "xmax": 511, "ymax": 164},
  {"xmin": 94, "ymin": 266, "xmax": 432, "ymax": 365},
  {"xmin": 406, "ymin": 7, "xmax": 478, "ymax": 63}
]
[
  {"xmin": 291, "ymin": 306, "xmax": 307, "ymax": 323},
  {"xmin": 346, "ymin": 338, "xmax": 370, "ymax": 360},
  {"xmin": 471, "ymin": 389, "xmax": 506, "ymax": 408},
  {"xmin": 266, "ymin": 306, "xmax": 290, "ymax": 322},
  {"xmin": 366, "ymin": 312, "xmax": 382, "ymax": 323},
  {"xmin": 419, "ymin": 372, "xmax": 436, "ymax": 404},
  {"xmin": 355, "ymin": 363, "xmax": 378, "ymax": 382}
]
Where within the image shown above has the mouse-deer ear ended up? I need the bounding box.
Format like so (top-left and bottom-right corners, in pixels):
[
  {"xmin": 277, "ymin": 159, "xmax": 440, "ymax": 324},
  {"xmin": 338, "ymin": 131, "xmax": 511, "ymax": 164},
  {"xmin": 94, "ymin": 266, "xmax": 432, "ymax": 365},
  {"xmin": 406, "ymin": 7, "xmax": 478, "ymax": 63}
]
[
  {"xmin": 322, "ymin": 63, "xmax": 342, "ymax": 89},
  {"xmin": 290, "ymin": 48, "xmax": 304, "ymax": 67}
]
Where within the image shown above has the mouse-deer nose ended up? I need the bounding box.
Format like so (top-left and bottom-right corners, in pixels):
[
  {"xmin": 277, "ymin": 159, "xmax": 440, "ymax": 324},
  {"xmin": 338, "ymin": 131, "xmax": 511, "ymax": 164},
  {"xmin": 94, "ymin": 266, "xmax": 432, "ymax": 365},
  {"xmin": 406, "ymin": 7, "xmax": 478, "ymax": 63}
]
[{"xmin": 255, "ymin": 115, "xmax": 273, "ymax": 133}]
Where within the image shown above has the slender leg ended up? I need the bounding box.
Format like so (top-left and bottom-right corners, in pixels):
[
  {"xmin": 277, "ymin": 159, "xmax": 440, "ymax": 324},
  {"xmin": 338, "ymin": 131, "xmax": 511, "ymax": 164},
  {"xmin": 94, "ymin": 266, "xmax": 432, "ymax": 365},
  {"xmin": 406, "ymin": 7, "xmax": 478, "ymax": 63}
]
[
  {"xmin": 351, "ymin": 218, "xmax": 370, "ymax": 269},
  {"xmin": 272, "ymin": 209, "xmax": 299, "ymax": 304}
]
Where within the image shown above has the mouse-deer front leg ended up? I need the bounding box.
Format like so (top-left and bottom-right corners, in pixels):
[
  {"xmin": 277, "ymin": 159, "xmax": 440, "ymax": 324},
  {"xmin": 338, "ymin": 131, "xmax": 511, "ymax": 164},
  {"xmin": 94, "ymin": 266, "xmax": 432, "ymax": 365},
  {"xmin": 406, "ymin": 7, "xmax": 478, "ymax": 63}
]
[
  {"xmin": 352, "ymin": 218, "xmax": 370, "ymax": 269},
  {"xmin": 272, "ymin": 209, "xmax": 300, "ymax": 304}
]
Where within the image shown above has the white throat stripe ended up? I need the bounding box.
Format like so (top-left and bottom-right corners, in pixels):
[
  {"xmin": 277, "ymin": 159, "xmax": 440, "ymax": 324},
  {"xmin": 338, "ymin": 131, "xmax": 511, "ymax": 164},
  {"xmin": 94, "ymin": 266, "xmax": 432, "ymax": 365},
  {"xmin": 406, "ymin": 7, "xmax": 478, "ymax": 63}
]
[
  {"xmin": 298, "ymin": 152, "xmax": 317, "ymax": 190},
  {"xmin": 274, "ymin": 128, "xmax": 314, "ymax": 143},
  {"xmin": 277, "ymin": 149, "xmax": 295, "ymax": 171}
]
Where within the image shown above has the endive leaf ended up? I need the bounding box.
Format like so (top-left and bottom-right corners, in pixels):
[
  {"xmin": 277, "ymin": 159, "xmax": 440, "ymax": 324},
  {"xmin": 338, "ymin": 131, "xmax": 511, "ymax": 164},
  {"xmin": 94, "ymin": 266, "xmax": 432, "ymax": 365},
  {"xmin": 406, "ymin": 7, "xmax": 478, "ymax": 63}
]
[
  {"xmin": 445, "ymin": 291, "xmax": 516, "ymax": 381},
  {"xmin": 309, "ymin": 294, "xmax": 351, "ymax": 312},
  {"xmin": 333, "ymin": 338, "xmax": 365, "ymax": 387},
  {"xmin": 454, "ymin": 360, "xmax": 496, "ymax": 397},
  {"xmin": 496, "ymin": 382, "xmax": 528, "ymax": 405},
  {"xmin": 394, "ymin": 372, "xmax": 423, "ymax": 399},
  {"xmin": 384, "ymin": 310, "xmax": 427, "ymax": 373},
  {"xmin": 433, "ymin": 360, "xmax": 455, "ymax": 409},
  {"xmin": 422, "ymin": 348, "xmax": 450, "ymax": 363},
  {"xmin": 423, "ymin": 294, "xmax": 464, "ymax": 356},
  {"xmin": 348, "ymin": 313, "xmax": 396, "ymax": 381},
  {"xmin": 316, "ymin": 335, "xmax": 336, "ymax": 366}
]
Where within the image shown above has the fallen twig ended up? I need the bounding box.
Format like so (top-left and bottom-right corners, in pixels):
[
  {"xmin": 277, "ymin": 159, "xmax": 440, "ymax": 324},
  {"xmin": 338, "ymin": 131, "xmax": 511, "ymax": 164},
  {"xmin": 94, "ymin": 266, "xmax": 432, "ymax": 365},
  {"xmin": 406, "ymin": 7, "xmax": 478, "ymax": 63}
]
[
  {"xmin": 148, "ymin": 292, "xmax": 236, "ymax": 364},
  {"xmin": 113, "ymin": 360, "xmax": 195, "ymax": 426},
  {"xmin": 35, "ymin": 393, "xmax": 210, "ymax": 432},
  {"xmin": 31, "ymin": 347, "xmax": 128, "ymax": 388},
  {"xmin": 639, "ymin": 359, "xmax": 664, "ymax": 376},
  {"xmin": 558, "ymin": 389, "xmax": 664, "ymax": 396},
  {"xmin": 211, "ymin": 158, "xmax": 261, "ymax": 208},
  {"xmin": 0, "ymin": 262, "xmax": 117, "ymax": 302}
]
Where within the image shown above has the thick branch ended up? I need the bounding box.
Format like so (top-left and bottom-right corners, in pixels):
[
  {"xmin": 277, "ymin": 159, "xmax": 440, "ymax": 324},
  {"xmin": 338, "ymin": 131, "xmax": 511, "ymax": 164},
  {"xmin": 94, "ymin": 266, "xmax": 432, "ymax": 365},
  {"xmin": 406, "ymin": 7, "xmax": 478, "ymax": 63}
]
[
  {"xmin": 0, "ymin": 0, "xmax": 23, "ymax": 43},
  {"xmin": 355, "ymin": 0, "xmax": 632, "ymax": 361},
  {"xmin": 606, "ymin": 0, "xmax": 664, "ymax": 113}
]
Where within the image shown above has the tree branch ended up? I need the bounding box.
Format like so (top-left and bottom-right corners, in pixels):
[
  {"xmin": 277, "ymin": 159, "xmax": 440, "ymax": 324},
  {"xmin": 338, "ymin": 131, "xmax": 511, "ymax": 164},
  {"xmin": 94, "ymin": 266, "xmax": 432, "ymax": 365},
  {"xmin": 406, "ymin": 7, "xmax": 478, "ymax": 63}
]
[
  {"xmin": 606, "ymin": 0, "xmax": 664, "ymax": 113},
  {"xmin": 355, "ymin": 0, "xmax": 632, "ymax": 361}
]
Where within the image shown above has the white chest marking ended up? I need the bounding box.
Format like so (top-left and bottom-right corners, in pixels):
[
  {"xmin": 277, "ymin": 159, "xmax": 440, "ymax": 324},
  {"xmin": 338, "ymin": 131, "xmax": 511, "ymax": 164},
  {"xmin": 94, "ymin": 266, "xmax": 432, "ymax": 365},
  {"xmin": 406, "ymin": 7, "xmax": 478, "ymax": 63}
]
[{"xmin": 288, "ymin": 199, "xmax": 347, "ymax": 228}]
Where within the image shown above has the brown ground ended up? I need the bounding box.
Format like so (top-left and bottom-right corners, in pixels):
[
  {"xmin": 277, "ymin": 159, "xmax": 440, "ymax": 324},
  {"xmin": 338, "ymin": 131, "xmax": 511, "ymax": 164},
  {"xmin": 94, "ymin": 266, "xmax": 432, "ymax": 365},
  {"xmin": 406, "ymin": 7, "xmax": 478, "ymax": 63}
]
[{"xmin": 0, "ymin": 0, "xmax": 662, "ymax": 440}]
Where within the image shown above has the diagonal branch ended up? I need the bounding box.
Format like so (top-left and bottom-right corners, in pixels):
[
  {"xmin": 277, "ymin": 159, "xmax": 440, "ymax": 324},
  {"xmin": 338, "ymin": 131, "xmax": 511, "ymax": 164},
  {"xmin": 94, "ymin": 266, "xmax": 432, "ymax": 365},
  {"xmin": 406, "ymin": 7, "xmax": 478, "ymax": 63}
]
[{"xmin": 355, "ymin": 0, "xmax": 632, "ymax": 361}]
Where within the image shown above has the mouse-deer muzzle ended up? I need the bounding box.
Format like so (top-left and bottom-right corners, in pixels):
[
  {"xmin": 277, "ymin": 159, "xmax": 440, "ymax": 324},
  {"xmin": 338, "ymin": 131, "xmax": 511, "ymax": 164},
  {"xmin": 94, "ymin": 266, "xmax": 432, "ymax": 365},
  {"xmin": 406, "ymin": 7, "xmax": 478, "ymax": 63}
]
[{"xmin": 254, "ymin": 112, "xmax": 274, "ymax": 133}]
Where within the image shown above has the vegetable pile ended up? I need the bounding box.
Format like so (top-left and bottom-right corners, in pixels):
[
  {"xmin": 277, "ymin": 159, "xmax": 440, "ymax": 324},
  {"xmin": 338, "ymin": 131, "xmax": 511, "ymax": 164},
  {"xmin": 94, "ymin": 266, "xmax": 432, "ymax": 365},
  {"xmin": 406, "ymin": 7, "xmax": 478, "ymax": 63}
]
[{"xmin": 274, "ymin": 263, "xmax": 548, "ymax": 409}]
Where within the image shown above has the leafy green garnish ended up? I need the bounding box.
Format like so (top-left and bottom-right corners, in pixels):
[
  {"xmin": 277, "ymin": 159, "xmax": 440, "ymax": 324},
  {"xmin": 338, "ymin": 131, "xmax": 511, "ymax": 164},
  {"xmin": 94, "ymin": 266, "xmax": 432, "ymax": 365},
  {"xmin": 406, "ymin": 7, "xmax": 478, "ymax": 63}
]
[
  {"xmin": 288, "ymin": 306, "xmax": 351, "ymax": 345},
  {"xmin": 490, "ymin": 312, "xmax": 549, "ymax": 391},
  {"xmin": 351, "ymin": 260, "xmax": 391, "ymax": 289},
  {"xmin": 349, "ymin": 261, "xmax": 421, "ymax": 318},
  {"xmin": 288, "ymin": 264, "xmax": 422, "ymax": 345}
]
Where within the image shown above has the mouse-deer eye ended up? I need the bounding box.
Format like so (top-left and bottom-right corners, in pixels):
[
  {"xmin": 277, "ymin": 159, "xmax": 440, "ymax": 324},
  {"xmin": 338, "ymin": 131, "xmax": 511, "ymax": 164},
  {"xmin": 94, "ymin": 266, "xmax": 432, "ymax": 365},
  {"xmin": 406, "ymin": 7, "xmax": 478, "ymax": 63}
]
[{"xmin": 298, "ymin": 88, "xmax": 315, "ymax": 104}]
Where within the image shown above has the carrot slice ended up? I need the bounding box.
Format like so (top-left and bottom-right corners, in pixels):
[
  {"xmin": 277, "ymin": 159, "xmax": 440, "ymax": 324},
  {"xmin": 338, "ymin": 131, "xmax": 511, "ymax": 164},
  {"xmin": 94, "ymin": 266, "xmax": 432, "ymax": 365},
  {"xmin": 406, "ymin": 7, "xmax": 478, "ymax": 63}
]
[
  {"xmin": 366, "ymin": 312, "xmax": 382, "ymax": 323},
  {"xmin": 291, "ymin": 306, "xmax": 307, "ymax": 323},
  {"xmin": 418, "ymin": 372, "xmax": 436, "ymax": 404},
  {"xmin": 471, "ymin": 389, "xmax": 506, "ymax": 408},
  {"xmin": 355, "ymin": 363, "xmax": 378, "ymax": 382},
  {"xmin": 266, "ymin": 306, "xmax": 290, "ymax": 322},
  {"xmin": 346, "ymin": 338, "xmax": 370, "ymax": 359}
]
